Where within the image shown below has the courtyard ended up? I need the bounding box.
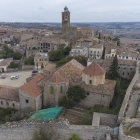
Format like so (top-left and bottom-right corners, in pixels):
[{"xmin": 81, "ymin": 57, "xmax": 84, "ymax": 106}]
[{"xmin": 0, "ymin": 72, "xmax": 31, "ymax": 87}]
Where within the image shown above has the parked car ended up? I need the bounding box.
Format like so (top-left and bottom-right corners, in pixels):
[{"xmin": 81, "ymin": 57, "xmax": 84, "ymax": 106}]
[
  {"xmin": 1, "ymin": 74, "xmax": 6, "ymax": 79},
  {"xmin": 32, "ymin": 70, "xmax": 39, "ymax": 76},
  {"xmin": 11, "ymin": 75, "xmax": 19, "ymax": 80}
]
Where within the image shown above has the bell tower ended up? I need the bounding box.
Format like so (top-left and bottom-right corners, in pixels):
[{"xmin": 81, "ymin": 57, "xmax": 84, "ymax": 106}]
[{"xmin": 62, "ymin": 6, "xmax": 70, "ymax": 30}]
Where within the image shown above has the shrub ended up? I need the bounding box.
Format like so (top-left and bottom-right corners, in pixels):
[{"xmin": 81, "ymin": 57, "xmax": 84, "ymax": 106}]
[
  {"xmin": 59, "ymin": 96, "xmax": 68, "ymax": 107},
  {"xmin": 130, "ymin": 116, "xmax": 135, "ymax": 119},
  {"xmin": 78, "ymin": 113, "xmax": 92, "ymax": 125},
  {"xmin": 24, "ymin": 57, "xmax": 34, "ymax": 65},
  {"xmin": 133, "ymin": 85, "xmax": 140, "ymax": 90},
  {"xmin": 139, "ymin": 93, "xmax": 140, "ymax": 95},
  {"xmin": 69, "ymin": 134, "xmax": 83, "ymax": 140},
  {"xmin": 8, "ymin": 62, "xmax": 19, "ymax": 68}
]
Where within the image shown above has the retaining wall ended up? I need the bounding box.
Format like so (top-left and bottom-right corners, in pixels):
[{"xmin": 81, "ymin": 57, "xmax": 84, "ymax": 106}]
[
  {"xmin": 0, "ymin": 118, "xmax": 114, "ymax": 140},
  {"xmin": 22, "ymin": 65, "xmax": 34, "ymax": 70},
  {"xmin": 118, "ymin": 61, "xmax": 139, "ymax": 123}
]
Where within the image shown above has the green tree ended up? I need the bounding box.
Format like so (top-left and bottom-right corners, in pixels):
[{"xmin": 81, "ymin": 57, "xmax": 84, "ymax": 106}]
[
  {"xmin": 0, "ymin": 110, "xmax": 4, "ymax": 121},
  {"xmin": 99, "ymin": 33, "xmax": 101, "ymax": 39},
  {"xmin": 13, "ymin": 52, "xmax": 22, "ymax": 60},
  {"xmin": 32, "ymin": 47, "xmax": 37, "ymax": 50},
  {"xmin": 113, "ymin": 37, "xmax": 120, "ymax": 46},
  {"xmin": 67, "ymin": 85, "xmax": 86, "ymax": 103},
  {"xmin": 109, "ymin": 56, "xmax": 120, "ymax": 79},
  {"xmin": 75, "ymin": 55, "xmax": 88, "ymax": 67},
  {"xmin": 8, "ymin": 62, "xmax": 19, "ymax": 68},
  {"xmin": 69, "ymin": 134, "xmax": 83, "ymax": 140},
  {"xmin": 3, "ymin": 44, "xmax": 13, "ymax": 58},
  {"xmin": 64, "ymin": 46, "xmax": 71, "ymax": 55},
  {"xmin": 59, "ymin": 96, "xmax": 68, "ymax": 107},
  {"xmin": 24, "ymin": 58, "xmax": 34, "ymax": 65}
]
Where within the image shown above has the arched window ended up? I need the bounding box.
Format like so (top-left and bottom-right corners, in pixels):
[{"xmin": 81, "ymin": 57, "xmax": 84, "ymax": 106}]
[
  {"xmin": 1, "ymin": 101, "xmax": 3, "ymax": 105},
  {"xmin": 50, "ymin": 86, "xmax": 53, "ymax": 94},
  {"xmin": 60, "ymin": 86, "xmax": 63, "ymax": 93}
]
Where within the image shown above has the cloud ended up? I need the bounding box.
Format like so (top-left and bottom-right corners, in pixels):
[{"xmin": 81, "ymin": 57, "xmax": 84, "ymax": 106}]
[{"xmin": 38, "ymin": 7, "xmax": 44, "ymax": 10}]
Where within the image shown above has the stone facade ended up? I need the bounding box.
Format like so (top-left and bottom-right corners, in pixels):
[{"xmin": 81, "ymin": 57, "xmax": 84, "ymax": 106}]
[
  {"xmin": 19, "ymin": 89, "xmax": 43, "ymax": 111},
  {"xmin": 43, "ymin": 82, "xmax": 69, "ymax": 107}
]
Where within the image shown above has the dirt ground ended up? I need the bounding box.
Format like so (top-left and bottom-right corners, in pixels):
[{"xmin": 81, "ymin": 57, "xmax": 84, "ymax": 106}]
[{"xmin": 0, "ymin": 72, "xmax": 31, "ymax": 87}]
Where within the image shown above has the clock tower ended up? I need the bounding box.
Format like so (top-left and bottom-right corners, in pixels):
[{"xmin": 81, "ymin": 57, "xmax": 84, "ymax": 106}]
[{"xmin": 62, "ymin": 6, "xmax": 70, "ymax": 30}]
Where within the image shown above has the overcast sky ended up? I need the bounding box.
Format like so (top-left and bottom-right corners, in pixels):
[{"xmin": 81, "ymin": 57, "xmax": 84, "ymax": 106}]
[{"xmin": 0, "ymin": 0, "xmax": 140, "ymax": 22}]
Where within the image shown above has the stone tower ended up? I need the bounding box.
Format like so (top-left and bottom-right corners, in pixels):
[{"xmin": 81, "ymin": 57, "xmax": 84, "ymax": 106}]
[{"xmin": 62, "ymin": 6, "xmax": 70, "ymax": 30}]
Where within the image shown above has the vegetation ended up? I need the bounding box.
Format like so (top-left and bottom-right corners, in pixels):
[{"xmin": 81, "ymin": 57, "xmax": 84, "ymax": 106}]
[
  {"xmin": 130, "ymin": 116, "xmax": 135, "ymax": 119},
  {"xmin": 32, "ymin": 47, "xmax": 37, "ymax": 50},
  {"xmin": 31, "ymin": 127, "xmax": 52, "ymax": 140},
  {"xmin": 125, "ymin": 127, "xmax": 140, "ymax": 139},
  {"xmin": 0, "ymin": 44, "xmax": 13, "ymax": 58},
  {"xmin": 10, "ymin": 107, "xmax": 32, "ymax": 121},
  {"xmin": 133, "ymin": 85, "xmax": 140, "ymax": 90},
  {"xmin": 24, "ymin": 57, "xmax": 34, "ymax": 65},
  {"xmin": 109, "ymin": 56, "xmax": 120, "ymax": 79},
  {"xmin": 59, "ymin": 96, "xmax": 68, "ymax": 107},
  {"xmin": 0, "ymin": 107, "xmax": 17, "ymax": 124},
  {"xmin": 78, "ymin": 78, "xmax": 131, "ymax": 125},
  {"xmin": 8, "ymin": 62, "xmax": 20, "ymax": 68},
  {"xmin": 67, "ymin": 85, "xmax": 86, "ymax": 103},
  {"xmin": 56, "ymin": 55, "xmax": 88, "ymax": 68},
  {"xmin": 13, "ymin": 52, "xmax": 22, "ymax": 60},
  {"xmin": 113, "ymin": 37, "xmax": 120, "ymax": 46},
  {"xmin": 69, "ymin": 134, "xmax": 83, "ymax": 140},
  {"xmin": 49, "ymin": 46, "xmax": 71, "ymax": 61}
]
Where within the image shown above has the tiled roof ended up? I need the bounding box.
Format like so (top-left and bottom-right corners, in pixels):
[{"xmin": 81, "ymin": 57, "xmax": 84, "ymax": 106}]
[
  {"xmin": 83, "ymin": 62, "xmax": 106, "ymax": 76},
  {"xmin": 38, "ymin": 59, "xmax": 85, "ymax": 85},
  {"xmin": 0, "ymin": 85, "xmax": 19, "ymax": 101},
  {"xmin": 0, "ymin": 59, "xmax": 11, "ymax": 66},
  {"xmin": 43, "ymin": 63, "xmax": 56, "ymax": 72},
  {"xmin": 19, "ymin": 73, "xmax": 46, "ymax": 98},
  {"xmin": 77, "ymin": 80, "xmax": 116, "ymax": 95},
  {"xmin": 90, "ymin": 44, "xmax": 103, "ymax": 49}
]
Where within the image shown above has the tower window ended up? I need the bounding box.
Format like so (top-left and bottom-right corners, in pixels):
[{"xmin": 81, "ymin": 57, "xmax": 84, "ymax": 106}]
[
  {"xmin": 51, "ymin": 86, "xmax": 54, "ymax": 94},
  {"xmin": 60, "ymin": 86, "xmax": 63, "ymax": 94},
  {"xmin": 6, "ymin": 102, "xmax": 9, "ymax": 106},
  {"xmin": 1, "ymin": 101, "xmax": 3, "ymax": 105},
  {"xmin": 70, "ymin": 32, "xmax": 73, "ymax": 36},
  {"xmin": 26, "ymin": 100, "xmax": 29, "ymax": 103},
  {"xmin": 65, "ymin": 16, "xmax": 67, "ymax": 20}
]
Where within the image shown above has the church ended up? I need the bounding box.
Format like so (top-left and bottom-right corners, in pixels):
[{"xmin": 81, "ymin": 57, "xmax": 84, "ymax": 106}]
[{"xmin": 61, "ymin": 6, "xmax": 94, "ymax": 46}]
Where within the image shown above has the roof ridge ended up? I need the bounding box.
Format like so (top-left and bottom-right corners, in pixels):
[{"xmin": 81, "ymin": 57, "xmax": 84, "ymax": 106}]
[{"xmin": 96, "ymin": 63, "xmax": 104, "ymax": 74}]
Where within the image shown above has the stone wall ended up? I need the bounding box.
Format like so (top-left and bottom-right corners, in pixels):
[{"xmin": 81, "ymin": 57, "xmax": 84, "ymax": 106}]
[
  {"xmin": 119, "ymin": 119, "xmax": 140, "ymax": 140},
  {"xmin": 118, "ymin": 61, "xmax": 139, "ymax": 124},
  {"xmin": 0, "ymin": 118, "xmax": 114, "ymax": 140},
  {"xmin": 22, "ymin": 65, "xmax": 34, "ymax": 70},
  {"xmin": 7, "ymin": 68, "xmax": 19, "ymax": 72}
]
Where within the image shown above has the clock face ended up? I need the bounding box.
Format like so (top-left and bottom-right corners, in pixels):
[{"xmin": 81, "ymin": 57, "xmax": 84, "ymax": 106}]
[{"xmin": 65, "ymin": 16, "xmax": 67, "ymax": 20}]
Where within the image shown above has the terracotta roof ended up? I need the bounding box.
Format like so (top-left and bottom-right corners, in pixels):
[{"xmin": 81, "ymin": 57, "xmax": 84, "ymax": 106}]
[
  {"xmin": 19, "ymin": 73, "xmax": 46, "ymax": 98},
  {"xmin": 90, "ymin": 44, "xmax": 103, "ymax": 49},
  {"xmin": 44, "ymin": 63, "xmax": 56, "ymax": 72},
  {"xmin": 77, "ymin": 80, "xmax": 116, "ymax": 95},
  {"xmin": 38, "ymin": 59, "xmax": 85, "ymax": 86},
  {"xmin": 0, "ymin": 85, "xmax": 19, "ymax": 101},
  {"xmin": 0, "ymin": 59, "xmax": 11, "ymax": 66},
  {"xmin": 83, "ymin": 62, "xmax": 106, "ymax": 76}
]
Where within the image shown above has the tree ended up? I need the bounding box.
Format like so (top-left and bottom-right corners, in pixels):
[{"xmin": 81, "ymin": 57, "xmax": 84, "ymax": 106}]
[
  {"xmin": 3, "ymin": 44, "xmax": 13, "ymax": 58},
  {"xmin": 113, "ymin": 37, "xmax": 120, "ymax": 46},
  {"xmin": 109, "ymin": 56, "xmax": 120, "ymax": 79},
  {"xmin": 67, "ymin": 85, "xmax": 86, "ymax": 103},
  {"xmin": 13, "ymin": 52, "xmax": 22, "ymax": 60},
  {"xmin": 32, "ymin": 47, "xmax": 37, "ymax": 50},
  {"xmin": 64, "ymin": 46, "xmax": 71, "ymax": 55},
  {"xmin": 99, "ymin": 33, "xmax": 101, "ymax": 39},
  {"xmin": 75, "ymin": 55, "xmax": 88, "ymax": 67}
]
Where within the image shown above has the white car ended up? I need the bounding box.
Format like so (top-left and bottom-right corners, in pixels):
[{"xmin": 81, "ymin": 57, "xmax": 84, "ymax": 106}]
[{"xmin": 11, "ymin": 75, "xmax": 19, "ymax": 80}]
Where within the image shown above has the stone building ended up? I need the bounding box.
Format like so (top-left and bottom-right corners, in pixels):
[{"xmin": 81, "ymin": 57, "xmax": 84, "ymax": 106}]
[
  {"xmin": 0, "ymin": 59, "xmax": 12, "ymax": 72},
  {"xmin": 34, "ymin": 53, "xmax": 49, "ymax": 69},
  {"xmin": 43, "ymin": 63, "xmax": 56, "ymax": 74},
  {"xmin": 0, "ymin": 85, "xmax": 20, "ymax": 110},
  {"xmin": 61, "ymin": 6, "xmax": 93, "ymax": 46},
  {"xmin": 89, "ymin": 44, "xmax": 103, "ymax": 59},
  {"xmin": 76, "ymin": 62, "xmax": 116, "ymax": 108},
  {"xmin": 19, "ymin": 73, "xmax": 46, "ymax": 111}
]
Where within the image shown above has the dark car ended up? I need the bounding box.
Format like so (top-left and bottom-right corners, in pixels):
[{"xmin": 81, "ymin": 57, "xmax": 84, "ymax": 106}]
[{"xmin": 32, "ymin": 70, "xmax": 38, "ymax": 73}]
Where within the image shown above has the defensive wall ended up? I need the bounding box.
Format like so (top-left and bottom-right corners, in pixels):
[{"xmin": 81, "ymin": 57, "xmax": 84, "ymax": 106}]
[
  {"xmin": 0, "ymin": 118, "xmax": 114, "ymax": 140},
  {"xmin": 118, "ymin": 61, "xmax": 139, "ymax": 123}
]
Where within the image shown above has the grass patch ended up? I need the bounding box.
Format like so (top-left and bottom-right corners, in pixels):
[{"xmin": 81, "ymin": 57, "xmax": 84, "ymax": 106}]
[{"xmin": 125, "ymin": 127, "xmax": 140, "ymax": 139}]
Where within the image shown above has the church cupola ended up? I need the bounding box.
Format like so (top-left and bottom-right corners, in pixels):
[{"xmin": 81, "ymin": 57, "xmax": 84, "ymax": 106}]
[{"xmin": 64, "ymin": 6, "xmax": 69, "ymax": 12}]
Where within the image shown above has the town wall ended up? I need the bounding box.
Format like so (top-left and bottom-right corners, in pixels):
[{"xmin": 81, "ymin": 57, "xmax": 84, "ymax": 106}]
[
  {"xmin": 118, "ymin": 61, "xmax": 139, "ymax": 123},
  {"xmin": 22, "ymin": 65, "xmax": 34, "ymax": 70},
  {"xmin": 0, "ymin": 119, "xmax": 114, "ymax": 140}
]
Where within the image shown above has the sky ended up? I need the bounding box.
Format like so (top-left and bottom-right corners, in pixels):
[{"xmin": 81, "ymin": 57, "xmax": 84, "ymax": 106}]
[{"xmin": 0, "ymin": 0, "xmax": 140, "ymax": 22}]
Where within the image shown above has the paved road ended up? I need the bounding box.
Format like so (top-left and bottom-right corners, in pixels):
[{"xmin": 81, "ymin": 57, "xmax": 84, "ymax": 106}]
[{"xmin": 4, "ymin": 69, "xmax": 43, "ymax": 75}]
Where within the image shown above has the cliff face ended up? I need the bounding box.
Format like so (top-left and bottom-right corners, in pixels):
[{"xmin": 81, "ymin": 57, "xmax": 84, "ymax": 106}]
[{"xmin": 0, "ymin": 118, "xmax": 113, "ymax": 140}]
